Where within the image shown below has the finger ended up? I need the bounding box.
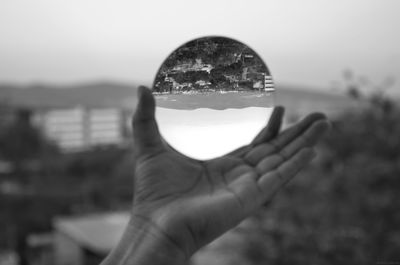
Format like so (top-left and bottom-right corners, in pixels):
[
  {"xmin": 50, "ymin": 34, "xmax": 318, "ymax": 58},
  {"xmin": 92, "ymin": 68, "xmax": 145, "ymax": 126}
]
[
  {"xmin": 254, "ymin": 120, "xmax": 327, "ymax": 176},
  {"xmin": 244, "ymin": 113, "xmax": 326, "ymax": 165},
  {"xmin": 255, "ymin": 154, "xmax": 284, "ymax": 176},
  {"xmin": 132, "ymin": 86, "xmax": 165, "ymax": 155},
  {"xmin": 258, "ymin": 148, "xmax": 315, "ymax": 202},
  {"xmin": 225, "ymin": 145, "xmax": 251, "ymax": 157},
  {"xmin": 228, "ymin": 171, "xmax": 263, "ymax": 214},
  {"xmin": 278, "ymin": 119, "xmax": 330, "ymax": 159},
  {"xmin": 269, "ymin": 112, "xmax": 327, "ymax": 150},
  {"xmin": 224, "ymin": 106, "xmax": 284, "ymax": 158},
  {"xmin": 248, "ymin": 119, "xmax": 329, "ymax": 170},
  {"xmin": 225, "ymin": 164, "xmax": 253, "ymax": 183},
  {"xmin": 251, "ymin": 106, "xmax": 284, "ymax": 145},
  {"xmin": 244, "ymin": 142, "xmax": 278, "ymax": 166}
]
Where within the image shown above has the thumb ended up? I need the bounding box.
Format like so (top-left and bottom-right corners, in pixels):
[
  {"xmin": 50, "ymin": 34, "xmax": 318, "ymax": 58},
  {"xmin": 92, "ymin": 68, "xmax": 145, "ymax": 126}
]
[{"xmin": 132, "ymin": 86, "xmax": 164, "ymax": 156}]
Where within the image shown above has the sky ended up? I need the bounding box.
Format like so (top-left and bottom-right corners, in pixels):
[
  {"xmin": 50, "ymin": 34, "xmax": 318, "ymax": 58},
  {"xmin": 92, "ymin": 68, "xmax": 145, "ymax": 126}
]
[{"xmin": 0, "ymin": 0, "xmax": 399, "ymax": 93}]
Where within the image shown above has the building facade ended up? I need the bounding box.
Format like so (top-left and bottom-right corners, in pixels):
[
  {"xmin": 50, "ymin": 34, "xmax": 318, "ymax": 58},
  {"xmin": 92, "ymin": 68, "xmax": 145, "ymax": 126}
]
[{"xmin": 34, "ymin": 107, "xmax": 131, "ymax": 151}]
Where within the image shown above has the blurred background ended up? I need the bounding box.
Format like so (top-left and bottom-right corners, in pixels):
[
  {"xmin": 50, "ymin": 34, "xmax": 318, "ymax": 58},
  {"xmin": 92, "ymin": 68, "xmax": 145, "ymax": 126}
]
[{"xmin": 0, "ymin": 0, "xmax": 399, "ymax": 264}]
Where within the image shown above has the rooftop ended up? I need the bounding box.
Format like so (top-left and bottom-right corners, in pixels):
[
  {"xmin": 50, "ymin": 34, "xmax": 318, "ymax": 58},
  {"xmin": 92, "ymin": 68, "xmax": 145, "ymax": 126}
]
[{"xmin": 53, "ymin": 211, "xmax": 129, "ymax": 254}]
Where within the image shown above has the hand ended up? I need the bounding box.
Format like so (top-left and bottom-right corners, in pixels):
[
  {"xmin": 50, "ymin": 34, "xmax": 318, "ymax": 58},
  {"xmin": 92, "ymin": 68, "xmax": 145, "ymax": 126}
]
[{"xmin": 103, "ymin": 86, "xmax": 330, "ymax": 265}]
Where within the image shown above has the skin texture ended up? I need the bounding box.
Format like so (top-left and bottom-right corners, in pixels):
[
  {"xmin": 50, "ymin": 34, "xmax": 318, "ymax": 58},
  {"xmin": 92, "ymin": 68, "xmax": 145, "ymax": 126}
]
[{"xmin": 101, "ymin": 86, "xmax": 330, "ymax": 265}]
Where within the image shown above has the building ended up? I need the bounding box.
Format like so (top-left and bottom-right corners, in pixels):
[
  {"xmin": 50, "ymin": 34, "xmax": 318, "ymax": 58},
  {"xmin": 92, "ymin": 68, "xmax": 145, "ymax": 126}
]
[
  {"xmin": 264, "ymin": 74, "xmax": 274, "ymax": 92},
  {"xmin": 34, "ymin": 107, "xmax": 131, "ymax": 151},
  {"xmin": 53, "ymin": 212, "xmax": 129, "ymax": 265},
  {"xmin": 0, "ymin": 105, "xmax": 33, "ymax": 128}
]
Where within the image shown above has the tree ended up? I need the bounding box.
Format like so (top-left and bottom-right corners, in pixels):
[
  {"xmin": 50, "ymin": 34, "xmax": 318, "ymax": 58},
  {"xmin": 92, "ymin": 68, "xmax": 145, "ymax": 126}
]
[
  {"xmin": 0, "ymin": 108, "xmax": 60, "ymax": 265},
  {"xmin": 212, "ymin": 80, "xmax": 400, "ymax": 264}
]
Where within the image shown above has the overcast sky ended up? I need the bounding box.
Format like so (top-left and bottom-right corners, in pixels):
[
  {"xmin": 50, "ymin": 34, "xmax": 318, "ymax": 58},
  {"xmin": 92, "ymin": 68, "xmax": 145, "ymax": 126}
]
[{"xmin": 0, "ymin": 0, "xmax": 399, "ymax": 93}]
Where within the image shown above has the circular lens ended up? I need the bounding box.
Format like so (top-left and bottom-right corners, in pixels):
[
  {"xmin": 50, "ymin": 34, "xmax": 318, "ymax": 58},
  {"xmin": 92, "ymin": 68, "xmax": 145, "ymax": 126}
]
[{"xmin": 152, "ymin": 36, "xmax": 275, "ymax": 160}]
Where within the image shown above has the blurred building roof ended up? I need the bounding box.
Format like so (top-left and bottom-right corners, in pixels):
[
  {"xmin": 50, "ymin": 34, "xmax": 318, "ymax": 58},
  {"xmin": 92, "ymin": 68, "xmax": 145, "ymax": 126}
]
[{"xmin": 53, "ymin": 212, "xmax": 129, "ymax": 254}]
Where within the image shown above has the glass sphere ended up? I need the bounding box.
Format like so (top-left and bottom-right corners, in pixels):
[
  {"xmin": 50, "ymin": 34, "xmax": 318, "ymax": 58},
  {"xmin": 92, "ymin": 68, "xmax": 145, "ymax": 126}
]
[{"xmin": 152, "ymin": 36, "xmax": 275, "ymax": 160}]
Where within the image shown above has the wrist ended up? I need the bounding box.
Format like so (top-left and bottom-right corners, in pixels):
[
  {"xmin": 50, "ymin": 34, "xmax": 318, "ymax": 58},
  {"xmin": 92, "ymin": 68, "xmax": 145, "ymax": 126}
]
[{"xmin": 101, "ymin": 212, "xmax": 187, "ymax": 265}]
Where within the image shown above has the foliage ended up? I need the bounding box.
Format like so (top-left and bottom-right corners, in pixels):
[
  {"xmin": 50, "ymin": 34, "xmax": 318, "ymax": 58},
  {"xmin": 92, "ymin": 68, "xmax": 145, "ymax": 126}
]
[
  {"xmin": 0, "ymin": 110, "xmax": 134, "ymax": 264},
  {"xmin": 0, "ymin": 109, "xmax": 58, "ymax": 162},
  {"xmin": 230, "ymin": 83, "xmax": 400, "ymax": 264},
  {"xmin": 2, "ymin": 74, "xmax": 400, "ymax": 264}
]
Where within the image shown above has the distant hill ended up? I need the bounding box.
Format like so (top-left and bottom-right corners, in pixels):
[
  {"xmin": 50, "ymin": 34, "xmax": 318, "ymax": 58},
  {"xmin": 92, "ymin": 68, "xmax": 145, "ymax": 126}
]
[
  {"xmin": 0, "ymin": 81, "xmax": 138, "ymax": 109},
  {"xmin": 275, "ymin": 85, "xmax": 358, "ymax": 120},
  {"xmin": 0, "ymin": 81, "xmax": 357, "ymax": 118}
]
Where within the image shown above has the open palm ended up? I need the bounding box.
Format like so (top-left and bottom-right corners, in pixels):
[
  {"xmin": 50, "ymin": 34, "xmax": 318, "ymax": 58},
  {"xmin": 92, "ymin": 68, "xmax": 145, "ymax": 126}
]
[{"xmin": 131, "ymin": 86, "xmax": 329, "ymax": 257}]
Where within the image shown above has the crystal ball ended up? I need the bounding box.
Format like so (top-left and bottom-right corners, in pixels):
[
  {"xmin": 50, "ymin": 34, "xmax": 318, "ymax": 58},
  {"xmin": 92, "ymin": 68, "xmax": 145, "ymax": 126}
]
[{"xmin": 152, "ymin": 36, "xmax": 275, "ymax": 160}]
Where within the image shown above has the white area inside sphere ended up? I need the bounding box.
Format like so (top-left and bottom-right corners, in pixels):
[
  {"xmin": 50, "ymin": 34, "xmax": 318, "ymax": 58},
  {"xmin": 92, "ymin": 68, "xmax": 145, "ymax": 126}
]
[{"xmin": 156, "ymin": 107, "xmax": 274, "ymax": 160}]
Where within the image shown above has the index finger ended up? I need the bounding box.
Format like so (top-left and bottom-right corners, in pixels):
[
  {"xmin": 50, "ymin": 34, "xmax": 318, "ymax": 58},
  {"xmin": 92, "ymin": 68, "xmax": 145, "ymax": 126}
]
[
  {"xmin": 226, "ymin": 106, "xmax": 284, "ymax": 158},
  {"xmin": 244, "ymin": 112, "xmax": 327, "ymax": 165},
  {"xmin": 251, "ymin": 106, "xmax": 284, "ymax": 145}
]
